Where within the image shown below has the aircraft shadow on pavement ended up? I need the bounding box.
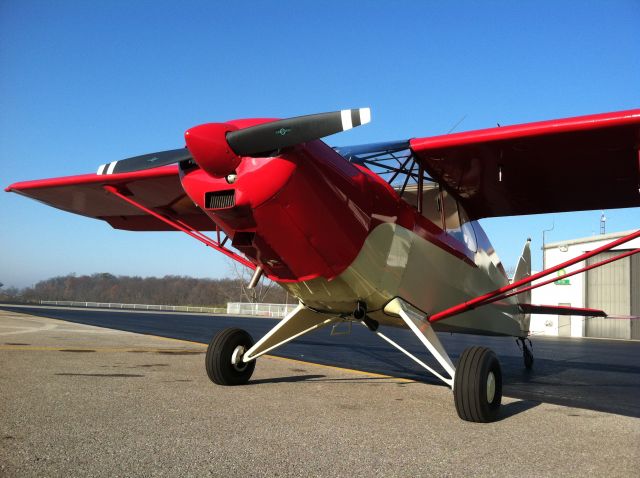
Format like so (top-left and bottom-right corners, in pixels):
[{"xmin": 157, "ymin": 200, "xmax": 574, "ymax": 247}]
[
  {"xmin": 497, "ymin": 400, "xmax": 541, "ymax": 421},
  {"xmin": 288, "ymin": 332, "xmax": 640, "ymax": 419},
  {"xmin": 247, "ymin": 374, "xmax": 326, "ymax": 385}
]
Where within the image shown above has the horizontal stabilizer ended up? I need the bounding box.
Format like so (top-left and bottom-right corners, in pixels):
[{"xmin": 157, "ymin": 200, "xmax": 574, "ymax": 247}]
[
  {"xmin": 520, "ymin": 304, "xmax": 607, "ymax": 317},
  {"xmin": 602, "ymin": 315, "xmax": 640, "ymax": 320}
]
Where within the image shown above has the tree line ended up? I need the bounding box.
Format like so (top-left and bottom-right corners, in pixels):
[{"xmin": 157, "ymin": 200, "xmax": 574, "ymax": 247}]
[{"xmin": 0, "ymin": 273, "xmax": 289, "ymax": 307}]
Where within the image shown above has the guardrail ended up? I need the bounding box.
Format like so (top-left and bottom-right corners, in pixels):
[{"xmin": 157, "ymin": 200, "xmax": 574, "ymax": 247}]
[
  {"xmin": 39, "ymin": 300, "xmax": 226, "ymax": 314},
  {"xmin": 226, "ymin": 302, "xmax": 296, "ymax": 318},
  {"xmin": 38, "ymin": 300, "xmax": 296, "ymax": 317}
]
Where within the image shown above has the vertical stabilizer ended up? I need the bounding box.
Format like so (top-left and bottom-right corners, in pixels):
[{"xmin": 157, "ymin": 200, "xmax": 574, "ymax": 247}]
[{"xmin": 513, "ymin": 239, "xmax": 532, "ymax": 333}]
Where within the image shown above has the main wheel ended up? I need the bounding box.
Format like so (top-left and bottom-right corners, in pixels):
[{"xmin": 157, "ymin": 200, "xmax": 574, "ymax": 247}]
[
  {"xmin": 206, "ymin": 328, "xmax": 255, "ymax": 385},
  {"xmin": 453, "ymin": 346, "xmax": 502, "ymax": 422}
]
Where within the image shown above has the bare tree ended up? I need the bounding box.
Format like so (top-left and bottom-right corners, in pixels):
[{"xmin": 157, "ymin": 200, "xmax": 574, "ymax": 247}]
[
  {"xmin": 227, "ymin": 260, "xmax": 276, "ymax": 303},
  {"xmin": 504, "ymin": 265, "xmax": 517, "ymax": 282}
]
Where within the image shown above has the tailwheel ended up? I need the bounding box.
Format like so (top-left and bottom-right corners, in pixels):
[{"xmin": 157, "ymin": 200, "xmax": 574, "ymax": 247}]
[
  {"xmin": 517, "ymin": 337, "xmax": 534, "ymax": 370},
  {"xmin": 453, "ymin": 346, "xmax": 502, "ymax": 423},
  {"xmin": 206, "ymin": 328, "xmax": 255, "ymax": 385},
  {"xmin": 524, "ymin": 346, "xmax": 534, "ymax": 370}
]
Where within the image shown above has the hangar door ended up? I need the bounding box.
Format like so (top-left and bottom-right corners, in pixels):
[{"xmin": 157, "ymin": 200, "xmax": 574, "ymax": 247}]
[
  {"xmin": 632, "ymin": 252, "xmax": 640, "ymax": 340},
  {"xmin": 585, "ymin": 251, "xmax": 634, "ymax": 339}
]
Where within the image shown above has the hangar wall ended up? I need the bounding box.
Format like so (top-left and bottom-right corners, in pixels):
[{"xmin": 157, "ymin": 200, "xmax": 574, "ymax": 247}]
[{"xmin": 529, "ymin": 230, "xmax": 640, "ymax": 339}]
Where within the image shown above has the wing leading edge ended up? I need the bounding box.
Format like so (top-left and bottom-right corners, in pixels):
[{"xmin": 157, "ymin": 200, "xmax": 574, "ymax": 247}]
[
  {"xmin": 410, "ymin": 109, "xmax": 640, "ymax": 219},
  {"xmin": 6, "ymin": 166, "xmax": 216, "ymax": 231}
]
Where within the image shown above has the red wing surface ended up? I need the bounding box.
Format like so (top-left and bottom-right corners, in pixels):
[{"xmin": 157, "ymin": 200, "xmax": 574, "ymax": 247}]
[
  {"xmin": 410, "ymin": 109, "xmax": 640, "ymax": 219},
  {"xmin": 6, "ymin": 166, "xmax": 215, "ymax": 231}
]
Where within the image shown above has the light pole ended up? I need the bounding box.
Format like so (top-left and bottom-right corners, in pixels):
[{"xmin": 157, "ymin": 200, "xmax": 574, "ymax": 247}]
[
  {"xmin": 600, "ymin": 211, "xmax": 607, "ymax": 235},
  {"xmin": 542, "ymin": 221, "xmax": 555, "ymax": 270}
]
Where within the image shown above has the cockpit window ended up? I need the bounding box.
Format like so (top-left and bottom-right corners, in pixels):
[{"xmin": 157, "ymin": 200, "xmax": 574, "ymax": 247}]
[
  {"xmin": 395, "ymin": 181, "xmax": 442, "ymax": 226},
  {"xmin": 459, "ymin": 205, "xmax": 478, "ymax": 252},
  {"xmin": 337, "ymin": 143, "xmax": 475, "ymax": 252},
  {"xmin": 441, "ymin": 189, "xmax": 462, "ymax": 239},
  {"xmin": 442, "ymin": 189, "xmax": 477, "ymax": 252},
  {"xmin": 421, "ymin": 183, "xmax": 442, "ymax": 227}
]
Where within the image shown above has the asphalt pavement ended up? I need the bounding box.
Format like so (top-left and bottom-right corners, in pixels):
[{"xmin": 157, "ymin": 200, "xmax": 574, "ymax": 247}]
[
  {"xmin": 2, "ymin": 308, "xmax": 639, "ymax": 477},
  {"xmin": 2, "ymin": 304, "xmax": 639, "ymax": 418}
]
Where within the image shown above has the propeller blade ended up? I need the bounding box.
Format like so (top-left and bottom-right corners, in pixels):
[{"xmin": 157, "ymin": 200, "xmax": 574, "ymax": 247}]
[
  {"xmin": 226, "ymin": 108, "xmax": 371, "ymax": 156},
  {"xmin": 96, "ymin": 148, "xmax": 192, "ymax": 175}
]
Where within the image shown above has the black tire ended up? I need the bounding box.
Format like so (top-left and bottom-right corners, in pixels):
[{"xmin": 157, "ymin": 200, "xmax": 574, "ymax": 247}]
[
  {"xmin": 523, "ymin": 346, "xmax": 534, "ymax": 370},
  {"xmin": 453, "ymin": 346, "xmax": 502, "ymax": 423},
  {"xmin": 206, "ymin": 328, "xmax": 255, "ymax": 385}
]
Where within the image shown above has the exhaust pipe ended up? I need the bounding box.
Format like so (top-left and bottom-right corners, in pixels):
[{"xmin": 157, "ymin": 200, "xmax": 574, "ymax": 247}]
[{"xmin": 354, "ymin": 301, "xmax": 379, "ymax": 331}]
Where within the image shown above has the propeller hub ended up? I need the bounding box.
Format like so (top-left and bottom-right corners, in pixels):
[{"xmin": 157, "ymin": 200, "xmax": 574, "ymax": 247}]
[{"xmin": 184, "ymin": 123, "xmax": 241, "ymax": 178}]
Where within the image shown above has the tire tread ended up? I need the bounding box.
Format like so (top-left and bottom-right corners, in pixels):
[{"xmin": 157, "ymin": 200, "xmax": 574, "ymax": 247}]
[
  {"xmin": 454, "ymin": 345, "xmax": 502, "ymax": 423},
  {"xmin": 206, "ymin": 328, "xmax": 255, "ymax": 385}
]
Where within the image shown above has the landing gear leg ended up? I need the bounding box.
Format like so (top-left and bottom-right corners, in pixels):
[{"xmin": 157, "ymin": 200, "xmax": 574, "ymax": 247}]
[
  {"xmin": 516, "ymin": 337, "xmax": 534, "ymax": 370},
  {"xmin": 382, "ymin": 298, "xmax": 503, "ymax": 422}
]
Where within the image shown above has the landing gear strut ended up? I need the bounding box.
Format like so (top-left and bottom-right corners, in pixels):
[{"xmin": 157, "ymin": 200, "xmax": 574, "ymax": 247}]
[
  {"xmin": 378, "ymin": 298, "xmax": 503, "ymax": 422},
  {"xmin": 516, "ymin": 337, "xmax": 534, "ymax": 370}
]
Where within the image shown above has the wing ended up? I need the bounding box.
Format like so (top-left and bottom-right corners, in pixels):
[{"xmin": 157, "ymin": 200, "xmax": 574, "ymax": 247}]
[
  {"xmin": 410, "ymin": 109, "xmax": 640, "ymax": 219},
  {"xmin": 6, "ymin": 165, "xmax": 215, "ymax": 231}
]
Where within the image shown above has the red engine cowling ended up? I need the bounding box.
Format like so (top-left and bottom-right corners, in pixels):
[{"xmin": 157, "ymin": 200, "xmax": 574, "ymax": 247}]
[
  {"xmin": 184, "ymin": 123, "xmax": 241, "ymax": 178},
  {"xmin": 180, "ymin": 126, "xmax": 400, "ymax": 282}
]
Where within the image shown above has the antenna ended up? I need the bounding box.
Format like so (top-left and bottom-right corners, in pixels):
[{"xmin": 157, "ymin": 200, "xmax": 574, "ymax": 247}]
[
  {"xmin": 600, "ymin": 211, "xmax": 607, "ymax": 235},
  {"xmin": 447, "ymin": 114, "xmax": 467, "ymax": 134}
]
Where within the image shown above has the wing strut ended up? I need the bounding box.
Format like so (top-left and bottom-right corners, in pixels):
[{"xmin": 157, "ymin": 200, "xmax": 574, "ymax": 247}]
[
  {"xmin": 429, "ymin": 229, "xmax": 640, "ymax": 323},
  {"xmin": 498, "ymin": 249, "xmax": 639, "ymax": 303},
  {"xmin": 102, "ymin": 185, "xmax": 256, "ymax": 270}
]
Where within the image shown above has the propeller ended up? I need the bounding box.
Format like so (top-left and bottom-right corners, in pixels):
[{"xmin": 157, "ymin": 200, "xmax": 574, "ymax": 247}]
[
  {"xmin": 97, "ymin": 148, "xmax": 192, "ymax": 175},
  {"xmin": 96, "ymin": 108, "xmax": 371, "ymax": 177},
  {"xmin": 226, "ymin": 107, "xmax": 371, "ymax": 156}
]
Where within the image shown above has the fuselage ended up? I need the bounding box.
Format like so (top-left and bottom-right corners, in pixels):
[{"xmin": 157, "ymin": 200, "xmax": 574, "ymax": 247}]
[{"xmin": 180, "ymin": 121, "xmax": 526, "ymax": 337}]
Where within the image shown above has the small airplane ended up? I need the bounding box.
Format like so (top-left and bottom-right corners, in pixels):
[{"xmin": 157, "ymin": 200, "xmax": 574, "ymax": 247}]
[{"xmin": 7, "ymin": 107, "xmax": 640, "ymax": 422}]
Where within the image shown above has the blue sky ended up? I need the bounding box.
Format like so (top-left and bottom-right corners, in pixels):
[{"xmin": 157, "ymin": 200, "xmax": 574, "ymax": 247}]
[{"xmin": 1, "ymin": 1, "xmax": 639, "ymax": 288}]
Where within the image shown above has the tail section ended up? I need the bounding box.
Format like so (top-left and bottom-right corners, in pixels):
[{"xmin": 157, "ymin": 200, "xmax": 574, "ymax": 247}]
[{"xmin": 513, "ymin": 239, "xmax": 532, "ymax": 333}]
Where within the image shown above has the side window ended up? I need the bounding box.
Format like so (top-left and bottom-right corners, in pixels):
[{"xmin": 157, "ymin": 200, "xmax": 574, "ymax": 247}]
[
  {"xmin": 441, "ymin": 190, "xmax": 477, "ymax": 252},
  {"xmin": 458, "ymin": 205, "xmax": 478, "ymax": 252},
  {"xmin": 441, "ymin": 189, "xmax": 461, "ymax": 236},
  {"xmin": 421, "ymin": 184, "xmax": 442, "ymax": 227},
  {"xmin": 396, "ymin": 181, "xmax": 443, "ymax": 228}
]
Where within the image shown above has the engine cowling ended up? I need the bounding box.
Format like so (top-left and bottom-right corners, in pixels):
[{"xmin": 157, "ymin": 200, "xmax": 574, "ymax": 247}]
[{"xmin": 184, "ymin": 123, "xmax": 241, "ymax": 178}]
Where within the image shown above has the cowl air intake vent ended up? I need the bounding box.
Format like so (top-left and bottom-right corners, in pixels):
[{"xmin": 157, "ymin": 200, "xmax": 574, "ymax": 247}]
[{"xmin": 205, "ymin": 190, "xmax": 235, "ymax": 209}]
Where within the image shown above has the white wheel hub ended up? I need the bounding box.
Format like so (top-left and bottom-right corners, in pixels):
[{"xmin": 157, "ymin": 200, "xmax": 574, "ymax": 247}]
[
  {"xmin": 486, "ymin": 371, "xmax": 496, "ymax": 403},
  {"xmin": 231, "ymin": 345, "xmax": 247, "ymax": 371}
]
